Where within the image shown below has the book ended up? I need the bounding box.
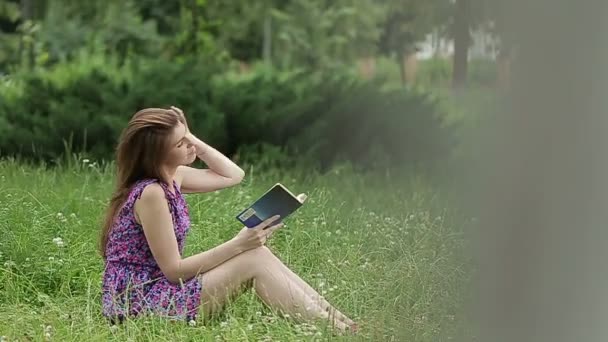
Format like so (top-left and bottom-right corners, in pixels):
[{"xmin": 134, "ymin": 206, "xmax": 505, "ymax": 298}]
[{"xmin": 235, "ymin": 183, "xmax": 303, "ymax": 228}]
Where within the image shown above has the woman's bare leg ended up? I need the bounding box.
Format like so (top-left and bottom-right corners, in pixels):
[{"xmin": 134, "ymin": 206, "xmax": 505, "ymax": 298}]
[
  {"xmin": 262, "ymin": 249, "xmax": 356, "ymax": 326},
  {"xmin": 197, "ymin": 246, "xmax": 348, "ymax": 331}
]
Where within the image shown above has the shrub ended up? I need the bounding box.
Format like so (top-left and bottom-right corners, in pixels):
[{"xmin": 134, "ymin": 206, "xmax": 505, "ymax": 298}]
[{"xmin": 1, "ymin": 60, "xmax": 455, "ymax": 171}]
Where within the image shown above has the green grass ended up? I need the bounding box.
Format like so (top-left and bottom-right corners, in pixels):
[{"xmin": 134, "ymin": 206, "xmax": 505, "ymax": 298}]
[{"xmin": 0, "ymin": 158, "xmax": 472, "ymax": 341}]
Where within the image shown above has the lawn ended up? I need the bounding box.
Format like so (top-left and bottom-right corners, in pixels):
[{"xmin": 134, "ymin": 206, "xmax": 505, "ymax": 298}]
[{"xmin": 0, "ymin": 158, "xmax": 472, "ymax": 341}]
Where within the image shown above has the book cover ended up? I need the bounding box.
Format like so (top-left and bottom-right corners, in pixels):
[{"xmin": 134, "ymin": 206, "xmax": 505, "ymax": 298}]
[{"xmin": 236, "ymin": 183, "xmax": 303, "ymax": 228}]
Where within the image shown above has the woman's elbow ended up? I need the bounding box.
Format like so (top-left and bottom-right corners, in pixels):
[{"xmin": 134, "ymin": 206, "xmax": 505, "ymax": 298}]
[
  {"xmin": 227, "ymin": 172, "xmax": 244, "ymax": 187},
  {"xmin": 165, "ymin": 272, "xmax": 184, "ymax": 285},
  {"xmin": 161, "ymin": 264, "xmax": 185, "ymax": 284},
  {"xmin": 234, "ymin": 170, "xmax": 245, "ymax": 182}
]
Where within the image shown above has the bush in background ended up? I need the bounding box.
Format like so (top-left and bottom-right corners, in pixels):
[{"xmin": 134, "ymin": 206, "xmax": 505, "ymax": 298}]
[{"xmin": 0, "ymin": 58, "xmax": 455, "ymax": 172}]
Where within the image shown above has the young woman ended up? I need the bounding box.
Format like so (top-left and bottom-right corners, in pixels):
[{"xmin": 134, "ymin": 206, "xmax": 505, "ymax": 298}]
[{"xmin": 100, "ymin": 107, "xmax": 358, "ymax": 333}]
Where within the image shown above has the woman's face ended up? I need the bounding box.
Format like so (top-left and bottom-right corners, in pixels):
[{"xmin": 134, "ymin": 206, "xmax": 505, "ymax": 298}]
[{"xmin": 164, "ymin": 122, "xmax": 197, "ymax": 167}]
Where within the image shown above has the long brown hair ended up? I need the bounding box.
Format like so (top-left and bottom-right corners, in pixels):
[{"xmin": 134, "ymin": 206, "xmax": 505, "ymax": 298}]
[{"xmin": 100, "ymin": 108, "xmax": 185, "ymax": 258}]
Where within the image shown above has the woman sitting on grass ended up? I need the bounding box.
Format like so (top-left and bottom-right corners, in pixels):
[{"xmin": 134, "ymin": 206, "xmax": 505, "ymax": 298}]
[{"xmin": 99, "ymin": 106, "xmax": 358, "ymax": 334}]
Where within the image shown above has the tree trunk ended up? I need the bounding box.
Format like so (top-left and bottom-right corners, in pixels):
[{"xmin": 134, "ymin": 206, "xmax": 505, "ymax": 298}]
[
  {"xmin": 452, "ymin": 0, "xmax": 471, "ymax": 88},
  {"xmin": 262, "ymin": 11, "xmax": 272, "ymax": 64},
  {"xmin": 190, "ymin": 0, "xmax": 200, "ymax": 54},
  {"xmin": 238, "ymin": 60, "xmax": 251, "ymax": 74},
  {"xmin": 357, "ymin": 56, "xmax": 376, "ymax": 79},
  {"xmin": 19, "ymin": 0, "xmax": 34, "ymax": 69},
  {"xmin": 404, "ymin": 53, "xmax": 418, "ymax": 85},
  {"xmin": 397, "ymin": 52, "xmax": 406, "ymax": 86},
  {"xmin": 432, "ymin": 29, "xmax": 441, "ymax": 58},
  {"xmin": 497, "ymin": 48, "xmax": 512, "ymax": 89}
]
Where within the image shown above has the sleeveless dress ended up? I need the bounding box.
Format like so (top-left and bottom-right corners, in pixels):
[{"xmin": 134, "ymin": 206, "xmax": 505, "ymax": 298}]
[{"xmin": 101, "ymin": 178, "xmax": 202, "ymax": 323}]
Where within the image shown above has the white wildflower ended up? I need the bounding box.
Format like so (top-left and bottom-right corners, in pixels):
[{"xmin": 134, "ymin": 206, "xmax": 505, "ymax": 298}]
[
  {"xmin": 188, "ymin": 319, "xmax": 197, "ymax": 327},
  {"xmin": 52, "ymin": 237, "xmax": 64, "ymax": 247},
  {"xmin": 56, "ymin": 213, "xmax": 67, "ymax": 223},
  {"xmin": 82, "ymin": 159, "xmax": 90, "ymax": 164}
]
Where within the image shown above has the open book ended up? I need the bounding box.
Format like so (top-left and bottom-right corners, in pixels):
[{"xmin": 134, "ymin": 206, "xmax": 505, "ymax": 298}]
[{"xmin": 236, "ymin": 183, "xmax": 303, "ymax": 228}]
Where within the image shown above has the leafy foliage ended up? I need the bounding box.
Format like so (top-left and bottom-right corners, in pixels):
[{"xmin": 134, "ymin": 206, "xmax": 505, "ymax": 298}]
[{"xmin": 1, "ymin": 59, "xmax": 454, "ymax": 170}]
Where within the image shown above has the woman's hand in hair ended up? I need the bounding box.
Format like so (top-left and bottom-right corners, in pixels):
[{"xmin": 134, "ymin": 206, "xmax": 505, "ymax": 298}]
[
  {"xmin": 169, "ymin": 106, "xmax": 190, "ymax": 132},
  {"xmin": 183, "ymin": 131, "xmax": 209, "ymax": 157},
  {"xmin": 170, "ymin": 105, "xmax": 208, "ymax": 156}
]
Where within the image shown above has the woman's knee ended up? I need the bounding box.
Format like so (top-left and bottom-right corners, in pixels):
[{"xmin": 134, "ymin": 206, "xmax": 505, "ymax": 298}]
[
  {"xmin": 235, "ymin": 246, "xmax": 276, "ymax": 270},
  {"xmin": 243, "ymin": 246, "xmax": 274, "ymax": 260},
  {"xmin": 199, "ymin": 246, "xmax": 275, "ymax": 278}
]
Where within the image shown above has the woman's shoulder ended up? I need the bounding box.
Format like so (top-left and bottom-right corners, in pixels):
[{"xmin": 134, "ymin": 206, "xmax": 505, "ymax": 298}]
[
  {"xmin": 127, "ymin": 178, "xmax": 161, "ymax": 202},
  {"xmin": 137, "ymin": 181, "xmax": 166, "ymax": 203}
]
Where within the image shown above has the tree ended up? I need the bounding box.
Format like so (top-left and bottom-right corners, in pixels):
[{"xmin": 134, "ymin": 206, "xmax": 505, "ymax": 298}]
[
  {"xmin": 448, "ymin": 0, "xmax": 500, "ymax": 88},
  {"xmin": 452, "ymin": 0, "xmax": 470, "ymax": 88},
  {"xmin": 0, "ymin": 0, "xmax": 21, "ymax": 70},
  {"xmin": 377, "ymin": 0, "xmax": 448, "ymax": 85},
  {"xmin": 201, "ymin": 1, "xmax": 274, "ymax": 63}
]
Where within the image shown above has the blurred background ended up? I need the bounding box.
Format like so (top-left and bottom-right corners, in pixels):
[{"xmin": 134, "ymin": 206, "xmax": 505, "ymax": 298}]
[
  {"xmin": 0, "ymin": 0, "xmax": 506, "ymax": 173},
  {"xmin": 6, "ymin": 1, "xmax": 606, "ymax": 341}
]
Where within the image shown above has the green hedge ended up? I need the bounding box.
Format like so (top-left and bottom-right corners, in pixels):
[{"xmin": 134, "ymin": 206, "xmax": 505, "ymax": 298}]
[{"xmin": 0, "ymin": 59, "xmax": 454, "ymax": 170}]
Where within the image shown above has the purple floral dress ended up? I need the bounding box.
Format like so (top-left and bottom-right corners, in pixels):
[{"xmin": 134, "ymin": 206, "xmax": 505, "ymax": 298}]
[{"xmin": 102, "ymin": 178, "xmax": 202, "ymax": 323}]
